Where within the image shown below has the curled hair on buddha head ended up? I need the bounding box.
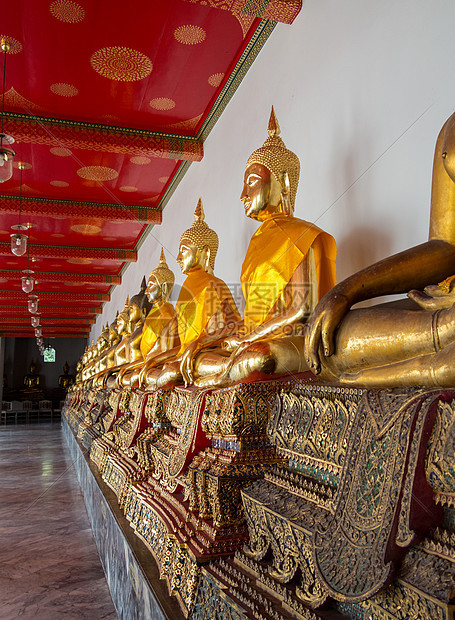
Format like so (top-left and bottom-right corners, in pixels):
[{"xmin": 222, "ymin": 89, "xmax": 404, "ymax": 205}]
[
  {"xmin": 246, "ymin": 106, "xmax": 300, "ymax": 213},
  {"xmin": 149, "ymin": 248, "xmax": 175, "ymax": 294},
  {"xmin": 130, "ymin": 276, "xmax": 152, "ymax": 318},
  {"xmin": 179, "ymin": 198, "xmax": 219, "ymax": 271}
]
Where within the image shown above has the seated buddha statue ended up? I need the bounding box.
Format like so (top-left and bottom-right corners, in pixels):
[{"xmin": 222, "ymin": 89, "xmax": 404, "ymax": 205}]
[
  {"xmin": 104, "ymin": 277, "xmax": 152, "ymax": 389},
  {"xmin": 181, "ymin": 108, "xmax": 336, "ymax": 388},
  {"xmin": 23, "ymin": 361, "xmax": 41, "ymax": 390},
  {"xmin": 81, "ymin": 341, "xmax": 97, "ymax": 382},
  {"xmin": 58, "ymin": 361, "xmax": 74, "ymax": 390},
  {"xmin": 139, "ymin": 199, "xmax": 241, "ymax": 389},
  {"xmin": 117, "ymin": 249, "xmax": 179, "ymax": 388},
  {"xmin": 92, "ymin": 298, "xmax": 130, "ymax": 387},
  {"xmin": 82, "ymin": 324, "xmax": 109, "ymax": 382},
  {"xmin": 305, "ymin": 110, "xmax": 455, "ymax": 387}
]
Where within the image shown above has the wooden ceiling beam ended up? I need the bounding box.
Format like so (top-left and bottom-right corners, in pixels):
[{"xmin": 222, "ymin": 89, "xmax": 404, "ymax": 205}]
[
  {"xmin": 0, "ymin": 270, "xmax": 121, "ymax": 285},
  {"xmin": 0, "ymin": 242, "xmax": 137, "ymax": 262},
  {"xmin": 4, "ymin": 112, "xmax": 203, "ymax": 162},
  {"xmin": 0, "ymin": 195, "xmax": 162, "ymax": 225},
  {"xmin": 0, "ymin": 290, "xmax": 110, "ymax": 303},
  {"xmin": 0, "ymin": 316, "xmax": 95, "ymax": 325},
  {"xmin": 1, "ymin": 332, "xmax": 88, "ymax": 339},
  {"xmin": 0, "ymin": 304, "xmax": 102, "ymax": 315}
]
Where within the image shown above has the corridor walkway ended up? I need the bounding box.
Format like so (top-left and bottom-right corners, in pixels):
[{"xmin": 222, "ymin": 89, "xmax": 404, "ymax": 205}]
[{"xmin": 0, "ymin": 422, "xmax": 117, "ymax": 620}]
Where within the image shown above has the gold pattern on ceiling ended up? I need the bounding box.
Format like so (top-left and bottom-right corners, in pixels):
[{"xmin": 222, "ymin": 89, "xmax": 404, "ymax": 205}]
[
  {"xmin": 158, "ymin": 176, "xmax": 169, "ymax": 183},
  {"xmin": 208, "ymin": 72, "xmax": 224, "ymax": 87},
  {"xmin": 50, "ymin": 82, "xmax": 79, "ymax": 97},
  {"xmin": 174, "ymin": 25, "xmax": 206, "ymax": 45},
  {"xmin": 0, "ymin": 35, "xmax": 22, "ymax": 54},
  {"xmin": 76, "ymin": 166, "xmax": 119, "ymax": 181},
  {"xmin": 130, "ymin": 156, "xmax": 151, "ymax": 165},
  {"xmin": 149, "ymin": 97, "xmax": 176, "ymax": 111},
  {"xmin": 70, "ymin": 224, "xmax": 102, "ymax": 235},
  {"xmin": 119, "ymin": 186, "xmax": 137, "ymax": 193},
  {"xmin": 13, "ymin": 161, "xmax": 32, "ymax": 170},
  {"xmin": 50, "ymin": 147, "xmax": 72, "ymax": 157},
  {"xmin": 90, "ymin": 46, "xmax": 153, "ymax": 82},
  {"xmin": 167, "ymin": 113, "xmax": 203, "ymax": 131},
  {"xmin": 50, "ymin": 180, "xmax": 69, "ymax": 187},
  {"xmin": 49, "ymin": 0, "xmax": 86, "ymax": 23},
  {"xmin": 4, "ymin": 87, "xmax": 42, "ymax": 112}
]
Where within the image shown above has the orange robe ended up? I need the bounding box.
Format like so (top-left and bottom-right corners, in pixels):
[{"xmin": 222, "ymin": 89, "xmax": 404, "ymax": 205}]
[
  {"xmin": 176, "ymin": 266, "xmax": 240, "ymax": 354},
  {"xmin": 241, "ymin": 213, "xmax": 336, "ymax": 333}
]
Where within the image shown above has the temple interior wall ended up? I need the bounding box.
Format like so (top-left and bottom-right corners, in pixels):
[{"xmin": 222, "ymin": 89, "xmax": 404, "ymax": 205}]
[
  {"xmin": 4, "ymin": 337, "xmax": 85, "ymax": 391},
  {"xmin": 91, "ymin": 0, "xmax": 455, "ymax": 340}
]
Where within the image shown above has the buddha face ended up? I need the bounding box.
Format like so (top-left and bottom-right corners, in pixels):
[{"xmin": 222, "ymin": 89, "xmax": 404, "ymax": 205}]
[
  {"xmin": 241, "ymin": 163, "xmax": 282, "ymax": 220},
  {"xmin": 177, "ymin": 240, "xmax": 200, "ymax": 274},
  {"xmin": 146, "ymin": 275, "xmax": 162, "ymax": 305},
  {"xmin": 129, "ymin": 302, "xmax": 141, "ymax": 325},
  {"xmin": 117, "ymin": 313, "xmax": 127, "ymax": 335}
]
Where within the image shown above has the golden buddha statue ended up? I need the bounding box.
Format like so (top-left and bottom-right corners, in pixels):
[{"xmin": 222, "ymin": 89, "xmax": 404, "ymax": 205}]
[
  {"xmin": 58, "ymin": 361, "xmax": 74, "ymax": 390},
  {"xmin": 104, "ymin": 278, "xmax": 152, "ymax": 388},
  {"xmin": 139, "ymin": 199, "xmax": 241, "ymax": 389},
  {"xmin": 92, "ymin": 299, "xmax": 130, "ymax": 387},
  {"xmin": 103, "ymin": 313, "xmax": 121, "ymax": 369},
  {"xmin": 117, "ymin": 249, "xmax": 179, "ymax": 388},
  {"xmin": 23, "ymin": 361, "xmax": 41, "ymax": 389},
  {"xmin": 181, "ymin": 108, "xmax": 336, "ymax": 387},
  {"xmin": 305, "ymin": 110, "xmax": 455, "ymax": 387}
]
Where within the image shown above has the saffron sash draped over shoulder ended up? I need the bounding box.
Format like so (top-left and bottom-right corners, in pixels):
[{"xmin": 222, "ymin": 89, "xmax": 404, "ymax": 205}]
[
  {"xmin": 241, "ymin": 213, "xmax": 336, "ymax": 333},
  {"xmin": 140, "ymin": 302, "xmax": 176, "ymax": 359},
  {"xmin": 176, "ymin": 267, "xmax": 240, "ymax": 354}
]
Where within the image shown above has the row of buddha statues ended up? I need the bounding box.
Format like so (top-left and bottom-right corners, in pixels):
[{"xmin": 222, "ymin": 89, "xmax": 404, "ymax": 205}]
[{"xmin": 75, "ymin": 107, "xmax": 455, "ymax": 392}]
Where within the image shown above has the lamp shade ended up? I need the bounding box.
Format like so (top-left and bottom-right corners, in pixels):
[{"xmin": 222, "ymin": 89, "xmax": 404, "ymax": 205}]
[
  {"xmin": 31, "ymin": 315, "xmax": 40, "ymax": 327},
  {"xmin": 28, "ymin": 295, "xmax": 39, "ymax": 314},
  {"xmin": 21, "ymin": 273, "xmax": 35, "ymax": 293},
  {"xmin": 0, "ymin": 135, "xmax": 15, "ymax": 183},
  {"xmin": 10, "ymin": 232, "xmax": 27, "ymax": 256}
]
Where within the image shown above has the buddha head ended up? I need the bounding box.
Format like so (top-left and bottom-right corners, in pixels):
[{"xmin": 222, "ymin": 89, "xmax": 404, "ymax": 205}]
[
  {"xmin": 442, "ymin": 111, "xmax": 455, "ymax": 184},
  {"xmin": 97, "ymin": 323, "xmax": 109, "ymax": 353},
  {"xmin": 242, "ymin": 107, "xmax": 300, "ymax": 219},
  {"xmin": 117, "ymin": 297, "xmax": 130, "ymax": 336},
  {"xmin": 146, "ymin": 248, "xmax": 175, "ymax": 305},
  {"xmin": 178, "ymin": 199, "xmax": 219, "ymax": 275},
  {"xmin": 63, "ymin": 361, "xmax": 69, "ymax": 375},
  {"xmin": 129, "ymin": 276, "xmax": 152, "ymax": 328}
]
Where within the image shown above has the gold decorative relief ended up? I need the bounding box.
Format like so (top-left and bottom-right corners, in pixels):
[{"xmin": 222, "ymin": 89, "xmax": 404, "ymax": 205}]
[
  {"xmin": 50, "ymin": 82, "xmax": 78, "ymax": 97},
  {"xmin": 208, "ymin": 72, "xmax": 224, "ymax": 87},
  {"xmin": 174, "ymin": 25, "xmax": 206, "ymax": 45},
  {"xmin": 76, "ymin": 166, "xmax": 118, "ymax": 181},
  {"xmin": 49, "ymin": 0, "xmax": 85, "ymax": 23},
  {"xmin": 91, "ymin": 47, "xmax": 153, "ymax": 82},
  {"xmin": 149, "ymin": 97, "xmax": 176, "ymax": 110}
]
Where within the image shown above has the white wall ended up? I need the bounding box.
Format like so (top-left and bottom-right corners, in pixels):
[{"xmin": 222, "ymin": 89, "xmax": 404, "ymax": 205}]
[{"xmin": 91, "ymin": 0, "xmax": 455, "ymax": 339}]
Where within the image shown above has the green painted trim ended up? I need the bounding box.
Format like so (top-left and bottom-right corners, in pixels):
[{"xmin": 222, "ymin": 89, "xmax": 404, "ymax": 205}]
[
  {"xmin": 0, "ymin": 193, "xmax": 160, "ymax": 213},
  {"xmin": 3, "ymin": 111, "xmax": 201, "ymax": 141}
]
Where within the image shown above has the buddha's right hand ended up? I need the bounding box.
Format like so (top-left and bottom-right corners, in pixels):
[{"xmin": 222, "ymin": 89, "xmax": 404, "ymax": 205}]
[
  {"xmin": 181, "ymin": 341, "xmax": 200, "ymax": 386},
  {"xmin": 304, "ymin": 291, "xmax": 351, "ymax": 373},
  {"xmin": 408, "ymin": 285, "xmax": 455, "ymax": 310}
]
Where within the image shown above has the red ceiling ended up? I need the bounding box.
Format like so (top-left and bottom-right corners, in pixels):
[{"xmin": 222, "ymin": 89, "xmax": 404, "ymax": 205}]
[{"xmin": 0, "ymin": 0, "xmax": 301, "ymax": 340}]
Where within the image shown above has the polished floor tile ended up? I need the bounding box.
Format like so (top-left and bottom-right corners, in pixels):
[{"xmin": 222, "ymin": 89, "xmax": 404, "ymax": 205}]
[{"xmin": 0, "ymin": 423, "xmax": 117, "ymax": 620}]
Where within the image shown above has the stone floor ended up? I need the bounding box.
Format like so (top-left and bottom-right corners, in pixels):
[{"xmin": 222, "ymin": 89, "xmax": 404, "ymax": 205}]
[{"xmin": 0, "ymin": 422, "xmax": 117, "ymax": 620}]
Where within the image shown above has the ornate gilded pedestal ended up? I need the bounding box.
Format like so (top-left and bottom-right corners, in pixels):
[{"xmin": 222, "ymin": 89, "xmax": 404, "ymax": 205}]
[
  {"xmin": 191, "ymin": 384, "xmax": 455, "ymax": 620},
  {"xmin": 125, "ymin": 380, "xmax": 287, "ymax": 615}
]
